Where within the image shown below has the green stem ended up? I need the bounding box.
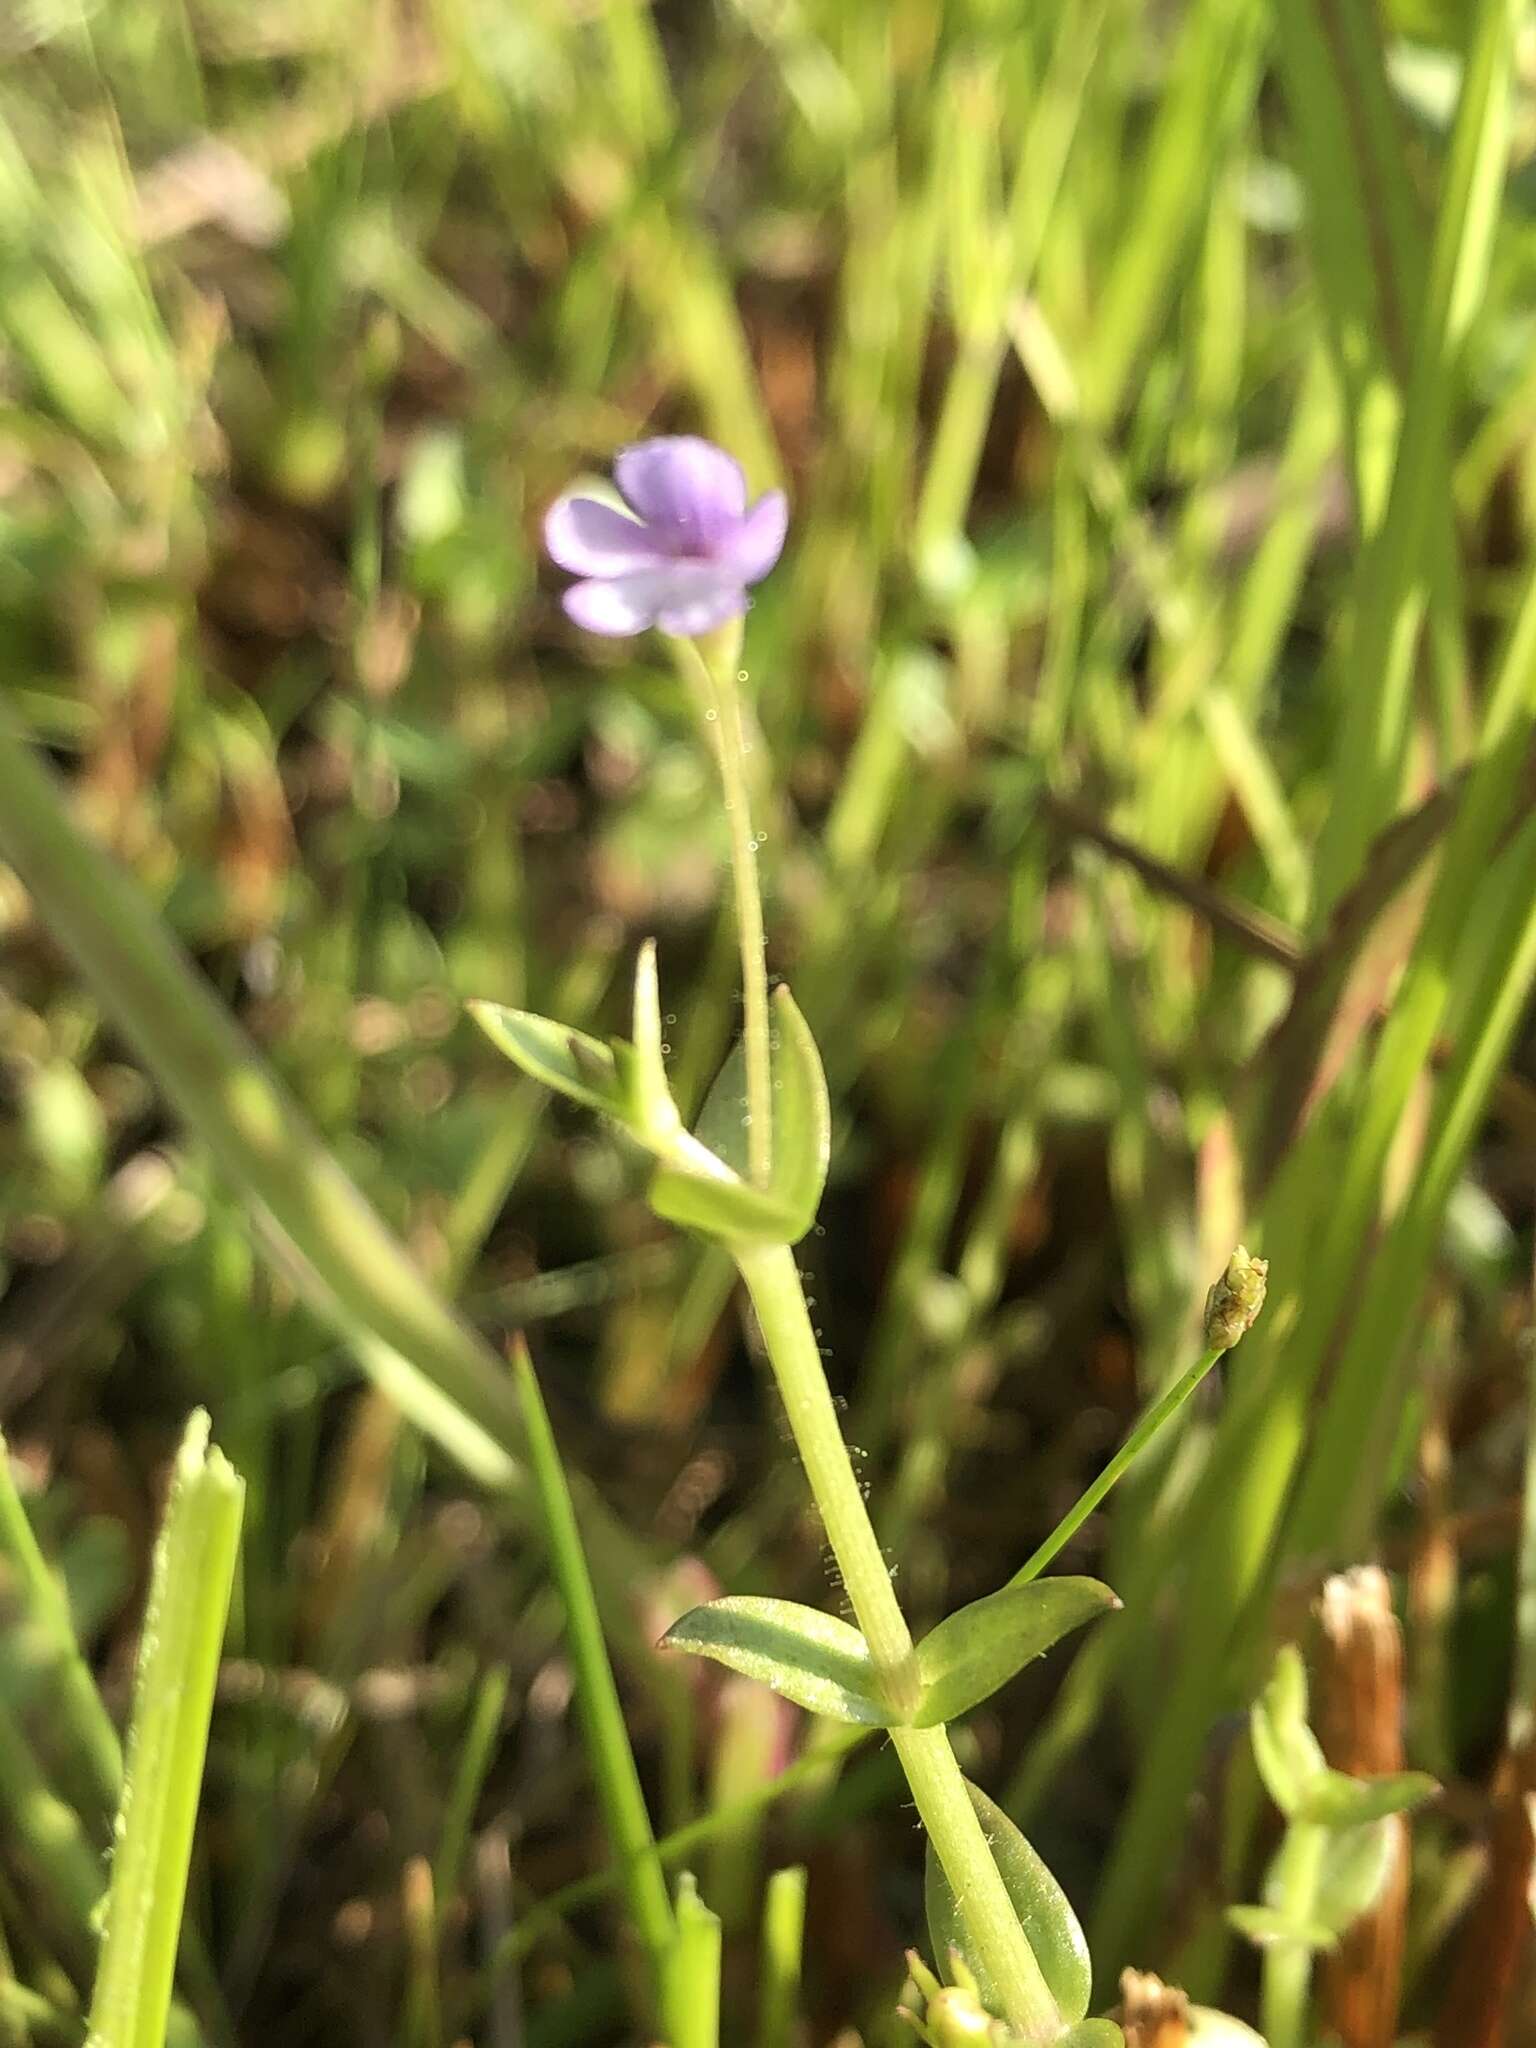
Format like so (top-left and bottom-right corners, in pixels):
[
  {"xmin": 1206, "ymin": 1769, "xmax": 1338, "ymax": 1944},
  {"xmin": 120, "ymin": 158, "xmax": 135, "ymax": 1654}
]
[
  {"xmin": 734, "ymin": 1242, "xmax": 1060, "ymax": 2042},
  {"xmin": 1260, "ymin": 1822, "xmax": 1326, "ymax": 2048},
  {"xmin": 673, "ymin": 632, "xmax": 773, "ymax": 1188},
  {"xmin": 1009, "ymin": 1347, "xmax": 1222, "ymax": 1588}
]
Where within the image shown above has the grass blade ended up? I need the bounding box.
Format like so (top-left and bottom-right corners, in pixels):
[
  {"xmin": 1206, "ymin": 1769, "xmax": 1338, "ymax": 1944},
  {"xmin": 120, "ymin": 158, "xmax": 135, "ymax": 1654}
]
[
  {"xmin": 87, "ymin": 1413, "xmax": 244, "ymax": 2048},
  {"xmin": 755, "ymin": 1865, "xmax": 807, "ymax": 2048},
  {"xmin": 510, "ymin": 1341, "xmax": 675, "ymax": 2017}
]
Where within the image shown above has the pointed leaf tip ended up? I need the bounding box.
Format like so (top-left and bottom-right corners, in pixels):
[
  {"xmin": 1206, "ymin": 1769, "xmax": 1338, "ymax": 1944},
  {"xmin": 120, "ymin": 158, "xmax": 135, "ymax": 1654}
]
[
  {"xmin": 1295, "ymin": 1768, "xmax": 1438, "ymax": 1828},
  {"xmin": 470, "ymin": 1001, "xmax": 627, "ymax": 1119},
  {"xmin": 1250, "ymin": 1644, "xmax": 1325, "ymax": 1816}
]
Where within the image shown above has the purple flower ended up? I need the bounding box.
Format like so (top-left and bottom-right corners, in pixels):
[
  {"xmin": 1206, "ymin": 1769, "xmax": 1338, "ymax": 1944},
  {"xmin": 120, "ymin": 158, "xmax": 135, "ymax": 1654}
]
[{"xmin": 544, "ymin": 436, "xmax": 787, "ymax": 638}]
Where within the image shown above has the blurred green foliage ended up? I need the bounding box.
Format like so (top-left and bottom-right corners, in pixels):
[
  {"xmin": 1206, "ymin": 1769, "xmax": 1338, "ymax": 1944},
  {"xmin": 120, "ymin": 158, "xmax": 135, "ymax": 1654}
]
[{"xmin": 2, "ymin": 1, "xmax": 1536, "ymax": 2042}]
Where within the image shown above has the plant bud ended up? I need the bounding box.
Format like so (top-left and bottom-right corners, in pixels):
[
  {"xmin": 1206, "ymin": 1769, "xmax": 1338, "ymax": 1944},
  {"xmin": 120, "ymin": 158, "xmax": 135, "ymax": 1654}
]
[{"xmin": 1203, "ymin": 1245, "xmax": 1268, "ymax": 1351}]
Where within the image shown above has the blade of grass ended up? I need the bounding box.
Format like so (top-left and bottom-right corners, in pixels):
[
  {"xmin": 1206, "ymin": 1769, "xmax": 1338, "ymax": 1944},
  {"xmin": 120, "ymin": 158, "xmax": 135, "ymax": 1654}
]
[
  {"xmin": 662, "ymin": 1875, "xmax": 721, "ymax": 2048},
  {"xmin": 1091, "ymin": 545, "xmax": 1536, "ymax": 1982},
  {"xmin": 1080, "ymin": 0, "xmax": 1266, "ymax": 423},
  {"xmin": 482, "ymin": 1725, "xmax": 870, "ymax": 1986},
  {"xmin": 86, "ymin": 1412, "xmax": 244, "ymax": 2048},
  {"xmin": 509, "ymin": 1341, "xmax": 674, "ymax": 2023},
  {"xmin": 0, "ymin": 1427, "xmax": 121, "ymax": 1828},
  {"xmin": 755, "ymin": 1865, "xmax": 807, "ymax": 2048},
  {"xmin": 432, "ymin": 1663, "xmax": 510, "ymax": 1923},
  {"xmin": 1311, "ymin": 0, "xmax": 1519, "ymax": 909},
  {"xmin": 0, "ymin": 708, "xmax": 528, "ymax": 1492}
]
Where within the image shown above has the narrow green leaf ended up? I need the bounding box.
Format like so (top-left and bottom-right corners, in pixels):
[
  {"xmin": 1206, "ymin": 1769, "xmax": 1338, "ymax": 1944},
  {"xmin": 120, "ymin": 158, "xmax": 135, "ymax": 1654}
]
[
  {"xmin": 649, "ymin": 986, "xmax": 830, "ymax": 1247},
  {"xmin": 0, "ymin": 712, "xmax": 540, "ymax": 1499},
  {"xmin": 759, "ymin": 986, "xmax": 831, "ymax": 1237},
  {"xmin": 660, "ymin": 1597, "xmax": 897, "ymax": 1727},
  {"xmin": 692, "ymin": 1031, "xmax": 756, "ymax": 1180},
  {"xmin": 755, "ymin": 1865, "xmax": 807, "ymax": 2048},
  {"xmin": 631, "ymin": 938, "xmax": 683, "ymax": 1146},
  {"xmin": 646, "ymin": 1163, "xmax": 804, "ymax": 1246},
  {"xmin": 663, "ymin": 1874, "xmax": 721, "ymax": 2048},
  {"xmin": 468, "ymin": 1001, "xmax": 627, "ymax": 1120},
  {"xmin": 1312, "ymin": 1820, "xmax": 1397, "ymax": 1937},
  {"xmin": 511, "ymin": 1345, "xmax": 675, "ymax": 2002},
  {"xmin": 924, "ymin": 1780, "xmax": 1091, "ymax": 2025},
  {"xmin": 1250, "ymin": 1647, "xmax": 1326, "ymax": 1817},
  {"xmin": 1226, "ymin": 1903, "xmax": 1335, "ymax": 1952},
  {"xmin": 913, "ymin": 1578, "xmax": 1118, "ymax": 1728},
  {"xmin": 1295, "ymin": 1768, "xmax": 1437, "ymax": 1829},
  {"xmin": 88, "ymin": 1411, "xmax": 244, "ymax": 2048}
]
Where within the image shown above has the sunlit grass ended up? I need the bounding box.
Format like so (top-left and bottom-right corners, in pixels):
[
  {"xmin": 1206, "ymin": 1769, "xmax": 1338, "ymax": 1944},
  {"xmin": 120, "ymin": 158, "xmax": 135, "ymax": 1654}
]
[{"xmin": 0, "ymin": 1, "xmax": 1534, "ymax": 2041}]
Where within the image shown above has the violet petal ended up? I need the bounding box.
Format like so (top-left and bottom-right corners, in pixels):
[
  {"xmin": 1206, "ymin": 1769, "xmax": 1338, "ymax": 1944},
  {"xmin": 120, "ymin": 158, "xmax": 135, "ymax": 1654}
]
[
  {"xmin": 561, "ymin": 563, "xmax": 739, "ymax": 637},
  {"xmin": 655, "ymin": 573, "xmax": 750, "ymax": 636},
  {"xmin": 614, "ymin": 437, "xmax": 747, "ymax": 548},
  {"xmin": 723, "ymin": 490, "xmax": 788, "ymax": 584},
  {"xmin": 544, "ymin": 495, "xmax": 664, "ymax": 576}
]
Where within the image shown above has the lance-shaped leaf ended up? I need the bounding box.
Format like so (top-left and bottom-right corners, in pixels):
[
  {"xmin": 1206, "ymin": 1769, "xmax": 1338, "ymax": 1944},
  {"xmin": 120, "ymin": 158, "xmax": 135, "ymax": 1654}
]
[
  {"xmin": 1295, "ymin": 1767, "xmax": 1438, "ymax": 1829},
  {"xmin": 659, "ymin": 1597, "xmax": 897, "ymax": 1727},
  {"xmin": 649, "ymin": 986, "xmax": 830, "ymax": 1247},
  {"xmin": 1250, "ymin": 1645, "xmax": 1326, "ymax": 1816},
  {"xmin": 1312, "ymin": 1820, "xmax": 1398, "ymax": 1938},
  {"xmin": 912, "ymin": 1578, "xmax": 1118, "ymax": 1729},
  {"xmin": 469, "ymin": 1003, "xmax": 632, "ymax": 1122},
  {"xmin": 925, "ymin": 1780, "xmax": 1091, "ymax": 2025},
  {"xmin": 1226, "ymin": 1903, "xmax": 1335, "ymax": 1951},
  {"xmin": 630, "ymin": 939, "xmax": 684, "ymax": 1148}
]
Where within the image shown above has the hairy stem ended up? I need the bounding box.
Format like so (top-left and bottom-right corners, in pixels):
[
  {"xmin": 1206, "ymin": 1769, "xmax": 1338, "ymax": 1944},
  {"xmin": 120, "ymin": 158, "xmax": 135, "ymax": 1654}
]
[
  {"xmin": 734, "ymin": 1241, "xmax": 1060, "ymax": 2040},
  {"xmin": 673, "ymin": 630, "xmax": 773, "ymax": 1187}
]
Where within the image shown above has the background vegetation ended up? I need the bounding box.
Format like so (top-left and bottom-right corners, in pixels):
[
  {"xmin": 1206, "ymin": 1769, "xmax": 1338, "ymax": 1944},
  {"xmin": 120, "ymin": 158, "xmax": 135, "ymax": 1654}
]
[{"xmin": 1, "ymin": 0, "xmax": 1535, "ymax": 2043}]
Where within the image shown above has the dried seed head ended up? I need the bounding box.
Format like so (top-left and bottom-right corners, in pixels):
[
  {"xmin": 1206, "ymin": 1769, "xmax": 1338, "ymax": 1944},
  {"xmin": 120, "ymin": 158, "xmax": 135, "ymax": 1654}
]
[{"xmin": 1118, "ymin": 1968, "xmax": 1190, "ymax": 2048}]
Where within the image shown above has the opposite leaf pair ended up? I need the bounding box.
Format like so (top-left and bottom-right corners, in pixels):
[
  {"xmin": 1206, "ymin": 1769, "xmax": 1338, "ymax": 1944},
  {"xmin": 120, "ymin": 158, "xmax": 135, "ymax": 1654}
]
[
  {"xmin": 471, "ymin": 940, "xmax": 829, "ymax": 1248},
  {"xmin": 1231, "ymin": 1644, "xmax": 1437, "ymax": 1955},
  {"xmin": 661, "ymin": 1575, "xmax": 1118, "ymax": 1730}
]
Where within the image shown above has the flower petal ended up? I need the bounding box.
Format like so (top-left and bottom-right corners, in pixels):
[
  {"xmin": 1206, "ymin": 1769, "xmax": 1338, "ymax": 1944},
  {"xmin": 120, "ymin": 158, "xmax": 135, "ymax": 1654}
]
[
  {"xmin": 655, "ymin": 574, "xmax": 749, "ymax": 637},
  {"xmin": 561, "ymin": 575, "xmax": 665, "ymax": 636},
  {"xmin": 614, "ymin": 437, "xmax": 747, "ymax": 549},
  {"xmin": 561, "ymin": 564, "xmax": 741, "ymax": 638},
  {"xmin": 723, "ymin": 490, "xmax": 788, "ymax": 584},
  {"xmin": 544, "ymin": 494, "xmax": 663, "ymax": 575}
]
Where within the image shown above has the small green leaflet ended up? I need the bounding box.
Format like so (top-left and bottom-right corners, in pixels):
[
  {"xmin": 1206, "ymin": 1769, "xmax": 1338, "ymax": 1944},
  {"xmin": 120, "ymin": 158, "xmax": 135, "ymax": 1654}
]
[
  {"xmin": 925, "ymin": 1780, "xmax": 1091, "ymax": 2026},
  {"xmin": 912, "ymin": 1577, "xmax": 1118, "ymax": 1728},
  {"xmin": 660, "ymin": 1597, "xmax": 896, "ymax": 1726}
]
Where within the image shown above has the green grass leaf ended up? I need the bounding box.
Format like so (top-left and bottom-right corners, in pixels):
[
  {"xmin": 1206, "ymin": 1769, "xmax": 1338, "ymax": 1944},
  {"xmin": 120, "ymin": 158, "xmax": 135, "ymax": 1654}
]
[
  {"xmin": 511, "ymin": 1344, "xmax": 675, "ymax": 2007},
  {"xmin": 87, "ymin": 1412, "xmax": 244, "ymax": 2048}
]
